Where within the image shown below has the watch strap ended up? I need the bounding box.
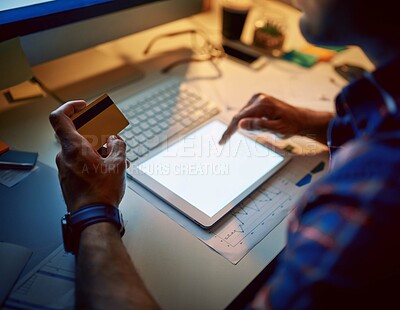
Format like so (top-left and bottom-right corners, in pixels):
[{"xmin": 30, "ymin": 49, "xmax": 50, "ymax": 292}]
[{"xmin": 62, "ymin": 204, "xmax": 124, "ymax": 255}]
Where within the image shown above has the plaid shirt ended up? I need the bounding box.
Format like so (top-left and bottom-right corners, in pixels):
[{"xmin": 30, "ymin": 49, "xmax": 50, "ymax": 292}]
[{"xmin": 250, "ymin": 58, "xmax": 400, "ymax": 309}]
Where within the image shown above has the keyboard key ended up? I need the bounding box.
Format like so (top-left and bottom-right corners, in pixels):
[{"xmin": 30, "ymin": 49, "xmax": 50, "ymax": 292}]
[
  {"xmin": 135, "ymin": 106, "xmax": 144, "ymax": 113},
  {"xmin": 122, "ymin": 130, "xmax": 134, "ymax": 140},
  {"xmin": 172, "ymin": 113, "xmax": 183, "ymax": 122},
  {"xmin": 186, "ymin": 105, "xmax": 196, "ymax": 113},
  {"xmin": 167, "ymin": 123, "xmax": 185, "ymax": 137},
  {"xmin": 138, "ymin": 114, "xmax": 147, "ymax": 121},
  {"xmin": 127, "ymin": 152, "xmax": 138, "ymax": 162},
  {"xmin": 181, "ymin": 118, "xmax": 192, "ymax": 127},
  {"xmin": 127, "ymin": 139, "xmax": 139, "ymax": 148},
  {"xmin": 168, "ymin": 118, "xmax": 177, "ymax": 125},
  {"xmin": 146, "ymin": 110, "xmax": 155, "ymax": 117},
  {"xmin": 127, "ymin": 110, "xmax": 136, "ymax": 118},
  {"xmin": 167, "ymin": 99, "xmax": 176, "ymax": 107},
  {"xmin": 136, "ymin": 134, "xmax": 147, "ymax": 143},
  {"xmin": 155, "ymin": 114, "xmax": 164, "ymax": 121},
  {"xmin": 120, "ymin": 105, "xmax": 129, "ymax": 113},
  {"xmin": 159, "ymin": 121, "xmax": 169, "ymax": 129},
  {"xmin": 148, "ymin": 118, "xmax": 158, "ymax": 126},
  {"xmin": 162, "ymin": 110, "xmax": 172, "ymax": 118},
  {"xmin": 143, "ymin": 130, "xmax": 154, "ymax": 139},
  {"xmin": 144, "ymin": 136, "xmax": 163, "ymax": 150},
  {"xmin": 180, "ymin": 109, "xmax": 189, "ymax": 118},
  {"xmin": 189, "ymin": 110, "xmax": 203, "ymax": 122},
  {"xmin": 208, "ymin": 107, "xmax": 220, "ymax": 116},
  {"xmin": 133, "ymin": 145, "xmax": 148, "ymax": 157},
  {"xmin": 132, "ymin": 127, "xmax": 142, "ymax": 135},
  {"xmin": 152, "ymin": 125, "xmax": 163, "ymax": 134},
  {"xmin": 140, "ymin": 122, "xmax": 150, "ymax": 130},
  {"xmin": 131, "ymin": 117, "xmax": 140, "ymax": 126},
  {"xmin": 194, "ymin": 99, "xmax": 208, "ymax": 108}
]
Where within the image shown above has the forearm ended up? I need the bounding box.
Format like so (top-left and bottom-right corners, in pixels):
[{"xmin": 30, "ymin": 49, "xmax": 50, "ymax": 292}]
[
  {"xmin": 76, "ymin": 222, "xmax": 158, "ymax": 309},
  {"xmin": 299, "ymin": 109, "xmax": 334, "ymax": 145}
]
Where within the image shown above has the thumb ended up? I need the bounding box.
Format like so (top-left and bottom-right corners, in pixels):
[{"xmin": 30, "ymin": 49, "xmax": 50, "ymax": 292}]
[{"xmin": 106, "ymin": 135, "xmax": 126, "ymax": 161}]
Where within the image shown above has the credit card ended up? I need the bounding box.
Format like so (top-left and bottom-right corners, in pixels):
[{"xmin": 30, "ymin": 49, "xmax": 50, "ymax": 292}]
[{"xmin": 70, "ymin": 94, "xmax": 129, "ymax": 151}]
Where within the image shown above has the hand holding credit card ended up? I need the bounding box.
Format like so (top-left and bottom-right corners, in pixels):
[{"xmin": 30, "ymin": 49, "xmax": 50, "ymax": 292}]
[{"xmin": 70, "ymin": 94, "xmax": 129, "ymax": 151}]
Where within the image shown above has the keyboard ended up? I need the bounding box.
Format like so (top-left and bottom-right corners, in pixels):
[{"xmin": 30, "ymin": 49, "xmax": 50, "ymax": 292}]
[{"xmin": 118, "ymin": 79, "xmax": 220, "ymax": 163}]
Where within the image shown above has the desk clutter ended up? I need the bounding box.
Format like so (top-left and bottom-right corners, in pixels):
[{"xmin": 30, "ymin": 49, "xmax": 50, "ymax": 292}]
[
  {"xmin": 0, "ymin": 242, "xmax": 32, "ymax": 305},
  {"xmin": 0, "ymin": 141, "xmax": 38, "ymax": 187},
  {"xmin": 282, "ymin": 45, "xmax": 347, "ymax": 68},
  {"xmin": 247, "ymin": 4, "xmax": 347, "ymax": 68},
  {"xmin": 3, "ymin": 245, "xmax": 75, "ymax": 309},
  {"xmin": 0, "ymin": 161, "xmax": 69, "ymax": 307}
]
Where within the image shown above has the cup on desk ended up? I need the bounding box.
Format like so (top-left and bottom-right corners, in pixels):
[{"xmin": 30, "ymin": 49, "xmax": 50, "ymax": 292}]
[{"xmin": 220, "ymin": 0, "xmax": 253, "ymax": 40}]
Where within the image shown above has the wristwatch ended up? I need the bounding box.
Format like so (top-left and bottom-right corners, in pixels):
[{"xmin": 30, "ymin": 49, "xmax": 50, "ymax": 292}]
[{"xmin": 61, "ymin": 204, "xmax": 125, "ymax": 255}]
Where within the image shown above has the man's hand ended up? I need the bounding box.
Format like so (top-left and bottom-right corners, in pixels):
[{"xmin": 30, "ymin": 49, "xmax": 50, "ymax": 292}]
[
  {"xmin": 49, "ymin": 100, "xmax": 127, "ymax": 213},
  {"xmin": 219, "ymin": 93, "xmax": 334, "ymax": 145},
  {"xmin": 50, "ymin": 101, "xmax": 158, "ymax": 309}
]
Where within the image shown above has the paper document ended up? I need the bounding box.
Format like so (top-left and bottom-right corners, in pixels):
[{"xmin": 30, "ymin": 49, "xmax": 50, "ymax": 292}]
[
  {"xmin": 129, "ymin": 152, "xmax": 329, "ymax": 264},
  {"xmin": 4, "ymin": 245, "xmax": 75, "ymax": 309},
  {"xmin": 184, "ymin": 58, "xmax": 346, "ymax": 114},
  {"xmin": 0, "ymin": 242, "xmax": 32, "ymax": 304},
  {"xmin": 0, "ymin": 166, "xmax": 38, "ymax": 188}
]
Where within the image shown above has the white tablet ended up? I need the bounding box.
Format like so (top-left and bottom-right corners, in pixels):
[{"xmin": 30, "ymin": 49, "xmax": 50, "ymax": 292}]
[{"xmin": 129, "ymin": 120, "xmax": 290, "ymax": 228}]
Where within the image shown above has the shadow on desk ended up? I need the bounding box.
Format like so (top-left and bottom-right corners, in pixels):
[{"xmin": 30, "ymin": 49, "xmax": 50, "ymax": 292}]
[
  {"xmin": 0, "ymin": 161, "xmax": 66, "ymax": 278},
  {"xmin": 226, "ymin": 250, "xmax": 283, "ymax": 310}
]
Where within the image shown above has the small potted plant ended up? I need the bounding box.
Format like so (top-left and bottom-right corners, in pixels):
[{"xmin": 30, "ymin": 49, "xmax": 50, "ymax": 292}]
[{"xmin": 253, "ymin": 18, "xmax": 285, "ymax": 56}]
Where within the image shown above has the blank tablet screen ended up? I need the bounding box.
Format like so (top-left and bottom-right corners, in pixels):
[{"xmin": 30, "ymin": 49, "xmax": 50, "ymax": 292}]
[{"xmin": 136, "ymin": 120, "xmax": 285, "ymax": 217}]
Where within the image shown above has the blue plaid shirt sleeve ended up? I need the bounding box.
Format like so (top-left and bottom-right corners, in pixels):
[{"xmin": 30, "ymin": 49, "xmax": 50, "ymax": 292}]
[
  {"xmin": 249, "ymin": 138, "xmax": 400, "ymax": 310},
  {"xmin": 248, "ymin": 57, "xmax": 400, "ymax": 310}
]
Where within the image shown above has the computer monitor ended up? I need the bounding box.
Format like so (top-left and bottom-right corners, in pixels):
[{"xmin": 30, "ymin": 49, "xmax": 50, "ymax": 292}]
[
  {"xmin": 0, "ymin": 0, "xmax": 204, "ymax": 101},
  {"xmin": 0, "ymin": 0, "xmax": 203, "ymax": 66}
]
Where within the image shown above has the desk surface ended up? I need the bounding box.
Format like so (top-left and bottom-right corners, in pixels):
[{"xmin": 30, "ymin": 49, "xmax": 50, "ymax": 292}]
[{"xmin": 0, "ymin": 1, "xmax": 374, "ymax": 309}]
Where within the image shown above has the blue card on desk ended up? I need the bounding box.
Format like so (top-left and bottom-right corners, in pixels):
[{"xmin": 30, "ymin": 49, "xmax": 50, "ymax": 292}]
[{"xmin": 0, "ymin": 150, "xmax": 38, "ymax": 170}]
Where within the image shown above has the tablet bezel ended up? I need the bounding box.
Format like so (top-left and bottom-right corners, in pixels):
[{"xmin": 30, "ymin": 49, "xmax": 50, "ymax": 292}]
[{"xmin": 128, "ymin": 118, "xmax": 291, "ymax": 229}]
